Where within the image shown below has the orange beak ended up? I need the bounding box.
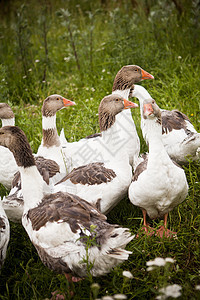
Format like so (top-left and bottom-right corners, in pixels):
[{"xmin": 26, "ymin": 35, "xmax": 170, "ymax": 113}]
[
  {"xmin": 141, "ymin": 69, "xmax": 154, "ymax": 80},
  {"xmin": 143, "ymin": 103, "xmax": 154, "ymax": 116},
  {"xmin": 124, "ymin": 99, "xmax": 139, "ymax": 109},
  {"xmin": 63, "ymin": 98, "xmax": 76, "ymax": 106}
]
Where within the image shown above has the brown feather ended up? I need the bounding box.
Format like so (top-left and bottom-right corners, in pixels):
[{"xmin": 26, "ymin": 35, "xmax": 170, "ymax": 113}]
[
  {"xmin": 56, "ymin": 162, "xmax": 116, "ymax": 186},
  {"xmin": 161, "ymin": 110, "xmax": 191, "ymax": 134},
  {"xmin": 27, "ymin": 191, "xmax": 107, "ymax": 232}
]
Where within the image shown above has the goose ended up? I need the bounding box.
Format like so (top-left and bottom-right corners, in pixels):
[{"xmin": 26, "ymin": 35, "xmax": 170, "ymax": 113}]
[
  {"xmin": 37, "ymin": 94, "xmax": 76, "ymax": 177},
  {"xmin": 0, "ymin": 126, "xmax": 134, "ymax": 279},
  {"xmin": 2, "ymin": 95, "xmax": 75, "ymax": 222},
  {"xmin": 0, "ymin": 103, "xmax": 18, "ymax": 189},
  {"xmin": 130, "ymin": 84, "xmax": 200, "ymax": 164},
  {"xmin": 54, "ymin": 94, "xmax": 138, "ymax": 214},
  {"xmin": 128, "ymin": 99, "xmax": 188, "ymax": 238},
  {"xmin": 61, "ymin": 65, "xmax": 154, "ymax": 170},
  {"xmin": 0, "ymin": 199, "xmax": 10, "ymax": 268}
]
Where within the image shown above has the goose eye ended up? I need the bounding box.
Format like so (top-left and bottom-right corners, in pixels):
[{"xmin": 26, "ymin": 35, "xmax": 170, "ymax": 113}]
[
  {"xmin": 56, "ymin": 97, "xmax": 59, "ymax": 100},
  {"xmin": 115, "ymin": 98, "xmax": 119, "ymax": 102},
  {"xmin": 0, "ymin": 132, "xmax": 4, "ymax": 135},
  {"xmin": 152, "ymin": 100, "xmax": 155, "ymax": 104}
]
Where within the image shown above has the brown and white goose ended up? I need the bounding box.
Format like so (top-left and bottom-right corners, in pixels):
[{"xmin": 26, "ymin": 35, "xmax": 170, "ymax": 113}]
[
  {"xmin": 130, "ymin": 84, "xmax": 200, "ymax": 164},
  {"xmin": 0, "ymin": 103, "xmax": 18, "ymax": 189},
  {"xmin": 2, "ymin": 95, "xmax": 75, "ymax": 222},
  {"xmin": 0, "ymin": 126, "xmax": 134, "ymax": 279},
  {"xmin": 0, "ymin": 199, "xmax": 10, "ymax": 269},
  {"xmin": 128, "ymin": 99, "xmax": 188, "ymax": 237},
  {"xmin": 61, "ymin": 65, "xmax": 154, "ymax": 170},
  {"xmin": 54, "ymin": 94, "xmax": 138, "ymax": 214},
  {"xmin": 37, "ymin": 94, "xmax": 76, "ymax": 177}
]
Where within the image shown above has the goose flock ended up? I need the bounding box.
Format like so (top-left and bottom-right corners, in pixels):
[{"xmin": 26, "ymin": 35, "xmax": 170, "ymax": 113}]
[{"xmin": 0, "ymin": 64, "xmax": 199, "ymax": 285}]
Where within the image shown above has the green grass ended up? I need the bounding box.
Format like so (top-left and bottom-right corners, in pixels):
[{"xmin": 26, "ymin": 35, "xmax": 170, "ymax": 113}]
[{"xmin": 0, "ymin": 0, "xmax": 200, "ymax": 299}]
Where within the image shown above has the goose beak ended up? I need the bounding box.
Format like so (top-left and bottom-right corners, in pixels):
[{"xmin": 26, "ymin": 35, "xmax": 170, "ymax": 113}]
[
  {"xmin": 143, "ymin": 103, "xmax": 154, "ymax": 116},
  {"xmin": 141, "ymin": 69, "xmax": 154, "ymax": 80},
  {"xmin": 63, "ymin": 98, "xmax": 76, "ymax": 106},
  {"xmin": 124, "ymin": 99, "xmax": 139, "ymax": 109}
]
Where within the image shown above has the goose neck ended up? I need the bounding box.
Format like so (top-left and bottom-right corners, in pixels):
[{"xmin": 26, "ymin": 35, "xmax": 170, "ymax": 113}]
[
  {"xmin": 42, "ymin": 115, "xmax": 60, "ymax": 147},
  {"xmin": 19, "ymin": 165, "xmax": 45, "ymax": 210},
  {"xmin": 1, "ymin": 118, "xmax": 15, "ymax": 127}
]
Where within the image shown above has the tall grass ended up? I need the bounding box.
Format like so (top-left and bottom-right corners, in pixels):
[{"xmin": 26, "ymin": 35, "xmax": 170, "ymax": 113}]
[{"xmin": 0, "ymin": 0, "xmax": 200, "ymax": 299}]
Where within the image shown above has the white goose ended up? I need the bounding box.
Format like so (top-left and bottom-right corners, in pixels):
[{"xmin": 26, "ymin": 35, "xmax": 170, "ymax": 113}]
[
  {"xmin": 61, "ymin": 65, "xmax": 154, "ymax": 170},
  {"xmin": 0, "ymin": 199, "xmax": 10, "ymax": 269},
  {"xmin": 128, "ymin": 99, "xmax": 188, "ymax": 237},
  {"xmin": 0, "ymin": 125, "xmax": 134, "ymax": 279},
  {"xmin": 130, "ymin": 84, "xmax": 200, "ymax": 164},
  {"xmin": 54, "ymin": 94, "xmax": 138, "ymax": 214},
  {"xmin": 2, "ymin": 95, "xmax": 75, "ymax": 222},
  {"xmin": 0, "ymin": 103, "xmax": 18, "ymax": 190}
]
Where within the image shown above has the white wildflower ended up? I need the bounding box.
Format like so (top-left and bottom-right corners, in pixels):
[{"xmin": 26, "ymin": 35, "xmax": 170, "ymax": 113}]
[
  {"xmin": 102, "ymin": 69, "xmax": 106, "ymax": 72},
  {"xmin": 122, "ymin": 270, "xmax": 133, "ymax": 279},
  {"xmin": 158, "ymin": 284, "xmax": 182, "ymax": 299},
  {"xmin": 2, "ymin": 78, "xmax": 5, "ymax": 82},
  {"xmin": 35, "ymin": 59, "xmax": 40, "ymax": 63},
  {"xmin": 147, "ymin": 266, "xmax": 155, "ymax": 272},
  {"xmin": 42, "ymin": 80, "xmax": 46, "ymax": 83},
  {"xmin": 114, "ymin": 294, "xmax": 127, "ymax": 299},
  {"xmin": 146, "ymin": 257, "xmax": 166, "ymax": 267},
  {"xmin": 165, "ymin": 258, "xmax": 175, "ymax": 264},
  {"xmin": 91, "ymin": 283, "xmax": 100, "ymax": 289},
  {"xmin": 64, "ymin": 57, "xmax": 70, "ymax": 62},
  {"xmin": 91, "ymin": 87, "xmax": 95, "ymax": 92},
  {"xmin": 23, "ymin": 75, "xmax": 27, "ymax": 79},
  {"xmin": 101, "ymin": 76, "xmax": 104, "ymax": 80},
  {"xmin": 195, "ymin": 285, "xmax": 200, "ymax": 290},
  {"xmin": 90, "ymin": 97, "xmax": 93, "ymax": 100},
  {"xmin": 102, "ymin": 296, "xmax": 114, "ymax": 300},
  {"xmin": 28, "ymin": 68, "xmax": 32, "ymax": 72},
  {"xmin": 178, "ymin": 56, "xmax": 182, "ymax": 59}
]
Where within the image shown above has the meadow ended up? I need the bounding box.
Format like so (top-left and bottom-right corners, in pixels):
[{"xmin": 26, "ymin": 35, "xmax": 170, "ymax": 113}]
[{"xmin": 0, "ymin": 0, "xmax": 200, "ymax": 299}]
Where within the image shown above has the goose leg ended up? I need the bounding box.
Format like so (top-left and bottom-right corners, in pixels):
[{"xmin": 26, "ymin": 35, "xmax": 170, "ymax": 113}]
[
  {"xmin": 156, "ymin": 213, "xmax": 177, "ymax": 238},
  {"xmin": 64, "ymin": 273, "xmax": 82, "ymax": 283},
  {"xmin": 137, "ymin": 209, "xmax": 155, "ymax": 237}
]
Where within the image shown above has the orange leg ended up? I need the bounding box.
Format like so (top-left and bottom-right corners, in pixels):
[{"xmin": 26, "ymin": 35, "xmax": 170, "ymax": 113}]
[
  {"xmin": 64, "ymin": 273, "xmax": 82, "ymax": 283},
  {"xmin": 156, "ymin": 213, "xmax": 177, "ymax": 238},
  {"xmin": 136, "ymin": 209, "xmax": 155, "ymax": 237}
]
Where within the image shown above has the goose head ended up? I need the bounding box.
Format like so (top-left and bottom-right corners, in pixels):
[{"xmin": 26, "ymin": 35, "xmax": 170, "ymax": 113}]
[
  {"xmin": 143, "ymin": 99, "xmax": 161, "ymax": 122},
  {"xmin": 112, "ymin": 65, "xmax": 154, "ymax": 92},
  {"xmin": 99, "ymin": 94, "xmax": 138, "ymax": 131},
  {"xmin": 0, "ymin": 126, "xmax": 35, "ymax": 167},
  {"xmin": 42, "ymin": 95, "xmax": 76, "ymax": 117},
  {"xmin": 0, "ymin": 103, "xmax": 14, "ymax": 120}
]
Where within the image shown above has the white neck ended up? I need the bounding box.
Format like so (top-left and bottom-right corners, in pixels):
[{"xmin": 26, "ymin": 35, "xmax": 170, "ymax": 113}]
[
  {"xmin": 132, "ymin": 85, "xmax": 152, "ymax": 112},
  {"xmin": 143, "ymin": 118, "xmax": 170, "ymax": 167},
  {"xmin": 131, "ymin": 85, "xmax": 154, "ymax": 132},
  {"xmin": 42, "ymin": 115, "xmax": 56, "ymax": 130},
  {"xmin": 19, "ymin": 166, "xmax": 46, "ymax": 211},
  {"xmin": 1, "ymin": 118, "xmax": 15, "ymax": 127}
]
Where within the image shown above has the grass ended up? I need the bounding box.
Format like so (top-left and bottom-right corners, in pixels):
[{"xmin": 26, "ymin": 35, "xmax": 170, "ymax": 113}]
[{"xmin": 0, "ymin": 0, "xmax": 200, "ymax": 299}]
